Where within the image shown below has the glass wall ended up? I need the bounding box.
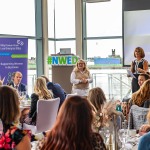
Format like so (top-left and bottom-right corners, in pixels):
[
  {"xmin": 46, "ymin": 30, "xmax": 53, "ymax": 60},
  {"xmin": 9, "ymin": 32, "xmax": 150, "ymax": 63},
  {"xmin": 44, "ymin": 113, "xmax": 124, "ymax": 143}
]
[
  {"xmin": 87, "ymin": 39, "xmax": 122, "ymax": 58},
  {"xmin": 48, "ymin": 0, "xmax": 75, "ymax": 55},
  {"xmin": 85, "ymin": 0, "xmax": 122, "ymax": 61},
  {"xmin": 86, "ymin": 0, "xmax": 122, "ymax": 37},
  {"xmin": 0, "ymin": 0, "xmax": 127, "ymax": 98},
  {"xmin": 48, "ymin": 0, "xmax": 55, "ymax": 38},
  {"xmin": 0, "ymin": 0, "xmax": 35, "ymax": 36},
  {"xmin": 54, "ymin": 0, "xmax": 75, "ymax": 38}
]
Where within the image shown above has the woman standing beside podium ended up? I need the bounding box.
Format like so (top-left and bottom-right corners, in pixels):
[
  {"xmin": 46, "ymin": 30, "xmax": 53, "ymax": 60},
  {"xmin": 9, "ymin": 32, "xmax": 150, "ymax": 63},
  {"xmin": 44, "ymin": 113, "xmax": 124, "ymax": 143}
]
[
  {"xmin": 130, "ymin": 47, "xmax": 149, "ymax": 93},
  {"xmin": 70, "ymin": 59, "xmax": 93, "ymax": 97}
]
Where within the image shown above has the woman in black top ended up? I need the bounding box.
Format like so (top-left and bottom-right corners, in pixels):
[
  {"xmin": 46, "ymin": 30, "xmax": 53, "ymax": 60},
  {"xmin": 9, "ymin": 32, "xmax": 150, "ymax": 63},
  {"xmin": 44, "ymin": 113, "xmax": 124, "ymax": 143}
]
[
  {"xmin": 130, "ymin": 47, "xmax": 149, "ymax": 93},
  {"xmin": 21, "ymin": 77, "xmax": 53, "ymax": 125}
]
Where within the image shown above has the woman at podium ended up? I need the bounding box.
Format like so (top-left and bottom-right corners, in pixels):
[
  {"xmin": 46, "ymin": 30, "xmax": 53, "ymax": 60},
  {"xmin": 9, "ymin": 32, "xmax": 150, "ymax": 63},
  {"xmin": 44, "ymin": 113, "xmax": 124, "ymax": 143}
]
[{"xmin": 70, "ymin": 59, "xmax": 93, "ymax": 97}]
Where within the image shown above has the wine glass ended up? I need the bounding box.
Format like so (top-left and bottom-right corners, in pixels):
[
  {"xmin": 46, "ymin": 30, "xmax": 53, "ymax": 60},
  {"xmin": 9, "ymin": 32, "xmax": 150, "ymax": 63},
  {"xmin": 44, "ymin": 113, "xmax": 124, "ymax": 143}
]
[
  {"xmin": 103, "ymin": 128, "xmax": 110, "ymax": 144},
  {"xmin": 0, "ymin": 119, "xmax": 3, "ymax": 137},
  {"xmin": 99, "ymin": 128, "xmax": 110, "ymax": 144},
  {"xmin": 19, "ymin": 91, "xmax": 27, "ymax": 100},
  {"xmin": 118, "ymin": 129, "xmax": 128, "ymax": 150}
]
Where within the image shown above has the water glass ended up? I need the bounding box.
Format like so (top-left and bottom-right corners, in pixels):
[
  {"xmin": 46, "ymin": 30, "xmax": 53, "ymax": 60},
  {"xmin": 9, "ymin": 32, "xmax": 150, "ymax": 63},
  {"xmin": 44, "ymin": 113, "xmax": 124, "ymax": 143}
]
[
  {"xmin": 100, "ymin": 128, "xmax": 110, "ymax": 144},
  {"xmin": 19, "ymin": 91, "xmax": 27, "ymax": 100},
  {"xmin": 0, "ymin": 119, "xmax": 3, "ymax": 137},
  {"xmin": 118, "ymin": 129, "xmax": 128, "ymax": 150}
]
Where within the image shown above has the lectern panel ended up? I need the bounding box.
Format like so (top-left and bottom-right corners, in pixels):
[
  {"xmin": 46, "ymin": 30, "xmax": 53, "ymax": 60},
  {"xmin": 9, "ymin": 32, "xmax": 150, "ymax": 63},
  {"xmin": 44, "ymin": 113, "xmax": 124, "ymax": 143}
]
[{"xmin": 52, "ymin": 66, "xmax": 74, "ymax": 94}]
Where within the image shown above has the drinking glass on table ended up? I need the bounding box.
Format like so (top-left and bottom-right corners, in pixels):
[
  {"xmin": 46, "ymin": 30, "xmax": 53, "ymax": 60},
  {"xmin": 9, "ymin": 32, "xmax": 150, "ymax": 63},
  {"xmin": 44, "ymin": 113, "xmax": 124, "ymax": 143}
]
[
  {"xmin": 118, "ymin": 129, "xmax": 128, "ymax": 150},
  {"xmin": 100, "ymin": 128, "xmax": 110, "ymax": 144},
  {"xmin": 19, "ymin": 91, "xmax": 27, "ymax": 100}
]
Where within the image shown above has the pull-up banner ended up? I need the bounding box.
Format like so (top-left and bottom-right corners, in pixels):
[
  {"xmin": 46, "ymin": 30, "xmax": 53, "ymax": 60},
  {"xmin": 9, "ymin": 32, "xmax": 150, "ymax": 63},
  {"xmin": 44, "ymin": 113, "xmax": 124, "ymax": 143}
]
[{"xmin": 0, "ymin": 38, "xmax": 28, "ymax": 85}]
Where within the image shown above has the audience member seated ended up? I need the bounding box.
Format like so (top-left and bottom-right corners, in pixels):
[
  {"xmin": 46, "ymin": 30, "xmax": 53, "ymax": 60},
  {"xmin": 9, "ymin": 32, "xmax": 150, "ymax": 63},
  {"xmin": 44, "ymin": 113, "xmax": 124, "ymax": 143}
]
[
  {"xmin": 7, "ymin": 71, "xmax": 27, "ymax": 93},
  {"xmin": 37, "ymin": 96, "xmax": 106, "ymax": 150},
  {"xmin": 21, "ymin": 77, "xmax": 53, "ymax": 125},
  {"xmin": 138, "ymin": 73, "xmax": 150, "ymax": 108},
  {"xmin": 41, "ymin": 75, "xmax": 66, "ymax": 107},
  {"xmin": 138, "ymin": 131, "xmax": 150, "ymax": 150},
  {"xmin": 123, "ymin": 73, "xmax": 150, "ymax": 103},
  {"xmin": 129, "ymin": 79, "xmax": 150, "ymax": 107},
  {"xmin": 87, "ymin": 87, "xmax": 106, "ymax": 132},
  {"xmin": 87, "ymin": 87, "xmax": 124, "ymax": 134},
  {"xmin": 139, "ymin": 124, "xmax": 150, "ymax": 136},
  {"xmin": 0, "ymin": 86, "xmax": 31, "ymax": 150},
  {"xmin": 138, "ymin": 110, "xmax": 150, "ymax": 150},
  {"xmin": 138, "ymin": 73, "xmax": 150, "ymax": 87},
  {"xmin": 138, "ymin": 110, "xmax": 150, "ymax": 136}
]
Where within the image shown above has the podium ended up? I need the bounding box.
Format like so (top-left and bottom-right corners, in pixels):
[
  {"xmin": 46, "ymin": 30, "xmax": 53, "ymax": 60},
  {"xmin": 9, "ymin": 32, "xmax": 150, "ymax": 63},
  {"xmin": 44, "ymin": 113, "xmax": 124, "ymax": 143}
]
[
  {"xmin": 52, "ymin": 65, "xmax": 74, "ymax": 94},
  {"xmin": 50, "ymin": 54, "xmax": 78, "ymax": 94}
]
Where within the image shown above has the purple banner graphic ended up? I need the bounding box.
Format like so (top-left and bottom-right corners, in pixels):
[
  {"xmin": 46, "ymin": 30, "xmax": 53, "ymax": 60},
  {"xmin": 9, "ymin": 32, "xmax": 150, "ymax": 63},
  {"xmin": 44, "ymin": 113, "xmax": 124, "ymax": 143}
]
[{"xmin": 0, "ymin": 38, "xmax": 28, "ymax": 85}]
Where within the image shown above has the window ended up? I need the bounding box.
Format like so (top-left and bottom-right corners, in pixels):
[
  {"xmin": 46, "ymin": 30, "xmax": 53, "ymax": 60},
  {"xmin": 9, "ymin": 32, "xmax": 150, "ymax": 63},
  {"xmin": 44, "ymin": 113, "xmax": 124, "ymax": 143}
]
[
  {"xmin": 55, "ymin": 41, "xmax": 76, "ymax": 54},
  {"xmin": 55, "ymin": 0, "xmax": 75, "ymax": 38},
  {"xmin": 87, "ymin": 39, "xmax": 122, "ymax": 58},
  {"xmin": 0, "ymin": 0, "xmax": 35, "ymax": 36},
  {"xmin": 86, "ymin": 0, "xmax": 122, "ymax": 61},
  {"xmin": 86, "ymin": 0, "xmax": 122, "ymax": 37},
  {"xmin": 48, "ymin": 0, "xmax": 55, "ymax": 38}
]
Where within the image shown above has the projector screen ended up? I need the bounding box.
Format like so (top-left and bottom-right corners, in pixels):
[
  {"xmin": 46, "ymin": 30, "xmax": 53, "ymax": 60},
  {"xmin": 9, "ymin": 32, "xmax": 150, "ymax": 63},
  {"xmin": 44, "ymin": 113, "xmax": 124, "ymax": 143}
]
[{"xmin": 123, "ymin": 9, "xmax": 150, "ymax": 66}]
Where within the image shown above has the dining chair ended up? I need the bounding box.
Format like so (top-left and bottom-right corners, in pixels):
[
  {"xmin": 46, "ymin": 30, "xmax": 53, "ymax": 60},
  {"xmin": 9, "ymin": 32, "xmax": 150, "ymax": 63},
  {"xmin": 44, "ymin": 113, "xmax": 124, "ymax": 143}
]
[
  {"xmin": 23, "ymin": 97, "xmax": 60, "ymax": 134},
  {"xmin": 65, "ymin": 93, "xmax": 78, "ymax": 99},
  {"xmin": 128, "ymin": 105, "xmax": 150, "ymax": 130}
]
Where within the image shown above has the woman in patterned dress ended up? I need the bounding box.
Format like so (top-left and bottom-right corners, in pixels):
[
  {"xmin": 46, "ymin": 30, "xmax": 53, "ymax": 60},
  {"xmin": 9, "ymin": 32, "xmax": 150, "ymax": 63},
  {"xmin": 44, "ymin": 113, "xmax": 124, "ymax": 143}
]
[{"xmin": 0, "ymin": 85, "xmax": 31, "ymax": 150}]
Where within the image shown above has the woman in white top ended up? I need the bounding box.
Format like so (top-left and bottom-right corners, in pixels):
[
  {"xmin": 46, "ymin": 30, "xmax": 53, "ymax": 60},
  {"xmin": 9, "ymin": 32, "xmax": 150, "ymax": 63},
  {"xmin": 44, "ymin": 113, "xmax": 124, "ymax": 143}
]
[{"xmin": 70, "ymin": 59, "xmax": 93, "ymax": 97}]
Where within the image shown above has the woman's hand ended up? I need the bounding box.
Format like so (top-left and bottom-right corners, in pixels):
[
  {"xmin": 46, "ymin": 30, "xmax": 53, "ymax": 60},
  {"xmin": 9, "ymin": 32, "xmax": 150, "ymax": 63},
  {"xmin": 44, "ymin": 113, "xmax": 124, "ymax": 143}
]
[
  {"xmin": 137, "ymin": 68, "xmax": 145, "ymax": 73},
  {"xmin": 139, "ymin": 124, "xmax": 150, "ymax": 136},
  {"xmin": 81, "ymin": 78, "xmax": 88, "ymax": 83}
]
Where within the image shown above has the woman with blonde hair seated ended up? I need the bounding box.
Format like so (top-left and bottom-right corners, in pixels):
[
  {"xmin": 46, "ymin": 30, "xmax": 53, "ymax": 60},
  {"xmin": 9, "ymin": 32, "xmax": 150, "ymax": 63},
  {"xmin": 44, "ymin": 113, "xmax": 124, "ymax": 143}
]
[
  {"xmin": 21, "ymin": 77, "xmax": 53, "ymax": 125},
  {"xmin": 38, "ymin": 96, "xmax": 106, "ymax": 150},
  {"xmin": 130, "ymin": 79, "xmax": 150, "ymax": 107},
  {"xmin": 0, "ymin": 86, "xmax": 31, "ymax": 150}
]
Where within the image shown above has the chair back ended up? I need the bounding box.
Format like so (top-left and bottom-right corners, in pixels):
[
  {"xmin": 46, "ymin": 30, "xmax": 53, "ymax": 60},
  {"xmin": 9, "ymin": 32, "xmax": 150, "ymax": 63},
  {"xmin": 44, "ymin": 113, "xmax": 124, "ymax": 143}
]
[
  {"xmin": 66, "ymin": 93, "xmax": 77, "ymax": 99},
  {"xmin": 36, "ymin": 97, "xmax": 60, "ymax": 133},
  {"xmin": 128, "ymin": 105, "xmax": 150, "ymax": 130}
]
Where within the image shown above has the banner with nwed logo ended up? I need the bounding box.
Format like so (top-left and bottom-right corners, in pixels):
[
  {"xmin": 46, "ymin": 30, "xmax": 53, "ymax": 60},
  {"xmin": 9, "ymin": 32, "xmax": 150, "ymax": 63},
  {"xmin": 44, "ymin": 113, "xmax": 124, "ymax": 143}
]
[{"xmin": 0, "ymin": 38, "xmax": 28, "ymax": 85}]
